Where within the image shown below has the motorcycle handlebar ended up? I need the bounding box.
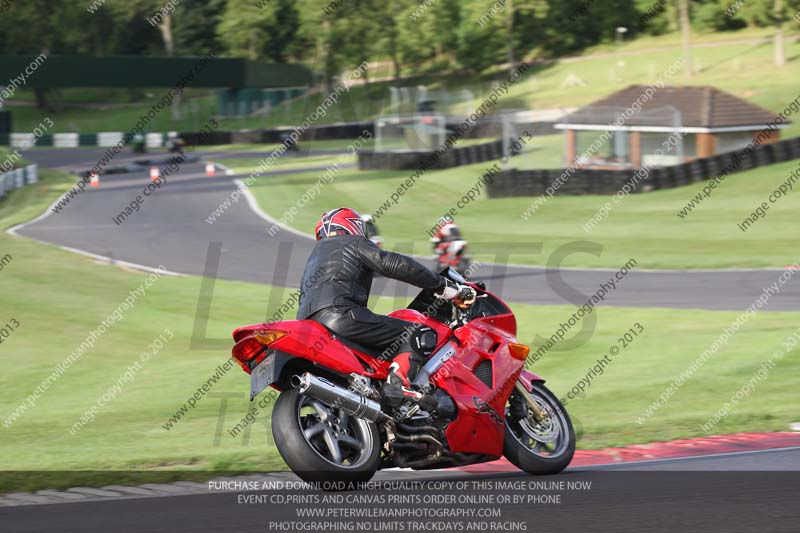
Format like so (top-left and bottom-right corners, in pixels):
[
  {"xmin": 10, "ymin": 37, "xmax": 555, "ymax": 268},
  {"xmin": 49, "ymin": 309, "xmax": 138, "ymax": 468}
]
[{"xmin": 454, "ymin": 286, "xmax": 477, "ymax": 309}]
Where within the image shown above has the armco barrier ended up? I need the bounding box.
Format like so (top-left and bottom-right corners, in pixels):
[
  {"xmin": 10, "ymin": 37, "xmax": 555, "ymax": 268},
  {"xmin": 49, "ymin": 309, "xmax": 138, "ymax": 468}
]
[
  {"xmin": 0, "ymin": 119, "xmax": 560, "ymax": 150},
  {"xmin": 0, "ymin": 122, "xmax": 374, "ymax": 149},
  {"xmin": 488, "ymin": 136, "xmax": 800, "ymax": 199},
  {"xmin": 0, "ymin": 164, "xmax": 38, "ymax": 200}
]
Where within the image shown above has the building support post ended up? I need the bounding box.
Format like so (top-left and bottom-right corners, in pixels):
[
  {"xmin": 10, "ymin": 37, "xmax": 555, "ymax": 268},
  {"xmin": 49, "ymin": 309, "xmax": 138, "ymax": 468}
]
[
  {"xmin": 696, "ymin": 132, "xmax": 716, "ymax": 159},
  {"xmin": 565, "ymin": 129, "xmax": 576, "ymax": 167},
  {"xmin": 629, "ymin": 131, "xmax": 642, "ymax": 168}
]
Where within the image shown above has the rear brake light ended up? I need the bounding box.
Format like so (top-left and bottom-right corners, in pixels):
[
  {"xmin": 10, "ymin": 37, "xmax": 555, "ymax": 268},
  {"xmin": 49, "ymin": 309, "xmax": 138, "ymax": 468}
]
[
  {"xmin": 232, "ymin": 337, "xmax": 266, "ymax": 373},
  {"xmin": 231, "ymin": 331, "xmax": 288, "ymax": 374},
  {"xmin": 254, "ymin": 330, "xmax": 287, "ymax": 345},
  {"xmin": 508, "ymin": 343, "xmax": 530, "ymax": 361},
  {"xmin": 232, "ymin": 337, "xmax": 264, "ymax": 366}
]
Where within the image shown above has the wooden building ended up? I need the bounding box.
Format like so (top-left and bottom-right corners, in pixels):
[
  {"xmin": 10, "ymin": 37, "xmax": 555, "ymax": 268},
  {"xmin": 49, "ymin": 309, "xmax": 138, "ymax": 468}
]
[{"xmin": 555, "ymin": 85, "xmax": 787, "ymax": 169}]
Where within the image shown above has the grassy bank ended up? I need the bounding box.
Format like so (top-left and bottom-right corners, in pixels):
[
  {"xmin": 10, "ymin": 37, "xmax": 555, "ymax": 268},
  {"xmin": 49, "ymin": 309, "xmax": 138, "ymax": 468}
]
[
  {"xmin": 244, "ymin": 155, "xmax": 800, "ymax": 269},
  {"xmin": 217, "ymin": 152, "xmax": 356, "ymax": 174}
]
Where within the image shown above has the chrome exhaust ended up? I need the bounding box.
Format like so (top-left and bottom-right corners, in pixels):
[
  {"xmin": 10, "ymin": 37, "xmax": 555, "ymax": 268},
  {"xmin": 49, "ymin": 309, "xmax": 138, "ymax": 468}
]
[{"xmin": 292, "ymin": 373, "xmax": 388, "ymax": 423}]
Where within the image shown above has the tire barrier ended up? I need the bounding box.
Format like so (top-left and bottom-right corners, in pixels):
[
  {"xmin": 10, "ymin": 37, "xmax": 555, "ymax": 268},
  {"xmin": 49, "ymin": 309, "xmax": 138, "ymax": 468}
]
[
  {"xmin": 0, "ymin": 164, "xmax": 38, "ymax": 201},
  {"xmin": 488, "ymin": 136, "xmax": 800, "ymax": 198},
  {"xmin": 443, "ymin": 119, "xmax": 559, "ymax": 139},
  {"xmin": 357, "ymin": 139, "xmax": 505, "ymax": 171}
]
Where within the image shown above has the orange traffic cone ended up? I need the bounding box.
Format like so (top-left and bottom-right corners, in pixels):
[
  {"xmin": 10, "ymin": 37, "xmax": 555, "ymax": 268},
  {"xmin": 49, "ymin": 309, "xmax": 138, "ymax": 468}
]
[
  {"xmin": 205, "ymin": 162, "xmax": 216, "ymax": 176},
  {"xmin": 150, "ymin": 167, "xmax": 160, "ymax": 182},
  {"xmin": 90, "ymin": 173, "xmax": 100, "ymax": 188}
]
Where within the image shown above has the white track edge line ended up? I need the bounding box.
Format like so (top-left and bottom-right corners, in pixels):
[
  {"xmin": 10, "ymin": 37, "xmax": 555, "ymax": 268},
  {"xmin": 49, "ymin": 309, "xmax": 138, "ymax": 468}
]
[{"xmin": 234, "ymin": 178, "xmax": 315, "ymax": 241}]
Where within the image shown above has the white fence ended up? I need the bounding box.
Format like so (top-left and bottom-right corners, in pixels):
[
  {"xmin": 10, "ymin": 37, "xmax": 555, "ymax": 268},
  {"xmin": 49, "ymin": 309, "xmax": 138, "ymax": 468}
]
[{"xmin": 0, "ymin": 164, "xmax": 38, "ymax": 200}]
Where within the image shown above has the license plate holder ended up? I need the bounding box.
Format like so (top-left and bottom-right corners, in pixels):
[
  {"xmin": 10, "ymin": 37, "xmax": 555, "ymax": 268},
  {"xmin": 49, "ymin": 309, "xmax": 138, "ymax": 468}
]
[{"xmin": 250, "ymin": 353, "xmax": 276, "ymax": 400}]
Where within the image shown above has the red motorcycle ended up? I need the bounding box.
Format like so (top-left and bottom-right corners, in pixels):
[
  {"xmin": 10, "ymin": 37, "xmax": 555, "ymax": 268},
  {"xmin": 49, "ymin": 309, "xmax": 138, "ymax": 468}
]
[{"xmin": 230, "ymin": 269, "xmax": 575, "ymax": 485}]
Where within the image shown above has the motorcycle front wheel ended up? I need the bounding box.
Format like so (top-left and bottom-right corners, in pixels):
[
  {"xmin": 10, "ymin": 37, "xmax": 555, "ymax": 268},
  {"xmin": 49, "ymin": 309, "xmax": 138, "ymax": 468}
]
[
  {"xmin": 503, "ymin": 381, "xmax": 575, "ymax": 475},
  {"xmin": 272, "ymin": 388, "xmax": 382, "ymax": 486}
]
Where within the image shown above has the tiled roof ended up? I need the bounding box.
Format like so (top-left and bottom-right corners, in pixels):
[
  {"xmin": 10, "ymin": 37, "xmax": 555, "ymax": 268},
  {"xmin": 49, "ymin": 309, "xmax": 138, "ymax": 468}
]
[{"xmin": 559, "ymin": 85, "xmax": 783, "ymax": 129}]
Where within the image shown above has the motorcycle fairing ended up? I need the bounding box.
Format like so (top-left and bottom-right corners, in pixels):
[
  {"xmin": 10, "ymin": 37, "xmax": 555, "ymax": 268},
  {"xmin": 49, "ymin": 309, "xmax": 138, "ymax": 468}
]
[
  {"xmin": 233, "ymin": 320, "xmax": 387, "ymax": 379},
  {"xmin": 387, "ymin": 308, "xmax": 453, "ymax": 351},
  {"xmin": 431, "ymin": 321, "xmax": 525, "ymax": 456},
  {"xmin": 517, "ymin": 369, "xmax": 546, "ymax": 391}
]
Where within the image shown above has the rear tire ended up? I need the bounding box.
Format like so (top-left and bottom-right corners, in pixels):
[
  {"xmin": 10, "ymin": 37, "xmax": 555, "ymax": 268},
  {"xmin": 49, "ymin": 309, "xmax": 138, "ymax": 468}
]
[
  {"xmin": 272, "ymin": 388, "xmax": 381, "ymax": 487},
  {"xmin": 503, "ymin": 382, "xmax": 575, "ymax": 475}
]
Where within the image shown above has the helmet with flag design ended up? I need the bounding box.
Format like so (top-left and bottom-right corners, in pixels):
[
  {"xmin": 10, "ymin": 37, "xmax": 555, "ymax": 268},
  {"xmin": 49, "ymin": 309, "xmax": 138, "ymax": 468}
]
[{"xmin": 314, "ymin": 207, "xmax": 366, "ymax": 240}]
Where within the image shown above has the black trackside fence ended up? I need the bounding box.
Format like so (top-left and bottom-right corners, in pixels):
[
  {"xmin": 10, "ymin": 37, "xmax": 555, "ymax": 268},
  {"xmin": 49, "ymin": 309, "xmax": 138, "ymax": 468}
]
[{"xmin": 357, "ymin": 139, "xmax": 506, "ymax": 171}]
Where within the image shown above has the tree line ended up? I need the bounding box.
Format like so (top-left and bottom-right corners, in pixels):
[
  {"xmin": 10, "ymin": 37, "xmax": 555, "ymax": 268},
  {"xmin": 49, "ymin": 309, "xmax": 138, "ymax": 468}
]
[{"xmin": 0, "ymin": 0, "xmax": 798, "ymax": 78}]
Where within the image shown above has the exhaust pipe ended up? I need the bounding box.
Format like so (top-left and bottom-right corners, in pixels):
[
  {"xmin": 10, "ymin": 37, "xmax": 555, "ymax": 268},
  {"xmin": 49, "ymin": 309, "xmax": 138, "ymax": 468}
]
[{"xmin": 292, "ymin": 373, "xmax": 388, "ymax": 423}]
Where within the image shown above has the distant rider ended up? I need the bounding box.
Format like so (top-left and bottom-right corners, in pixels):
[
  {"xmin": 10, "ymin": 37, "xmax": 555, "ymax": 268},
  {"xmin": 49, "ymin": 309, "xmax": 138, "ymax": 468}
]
[{"xmin": 431, "ymin": 220, "xmax": 463, "ymax": 258}]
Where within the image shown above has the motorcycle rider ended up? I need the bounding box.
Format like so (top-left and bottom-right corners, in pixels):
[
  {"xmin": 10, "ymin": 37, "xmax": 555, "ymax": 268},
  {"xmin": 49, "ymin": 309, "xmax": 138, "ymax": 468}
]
[
  {"xmin": 431, "ymin": 219, "xmax": 463, "ymax": 256},
  {"xmin": 297, "ymin": 207, "xmax": 461, "ymax": 395}
]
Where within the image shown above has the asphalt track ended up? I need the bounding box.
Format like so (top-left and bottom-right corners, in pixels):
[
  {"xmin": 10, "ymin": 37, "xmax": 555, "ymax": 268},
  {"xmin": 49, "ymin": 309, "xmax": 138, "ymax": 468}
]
[
  {"xmin": 13, "ymin": 148, "xmax": 800, "ymax": 312},
  {"xmin": 2, "ymin": 448, "xmax": 799, "ymax": 532}
]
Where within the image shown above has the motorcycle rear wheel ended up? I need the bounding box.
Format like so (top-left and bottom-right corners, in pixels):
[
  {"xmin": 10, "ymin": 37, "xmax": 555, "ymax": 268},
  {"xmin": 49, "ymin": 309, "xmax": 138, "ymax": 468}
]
[
  {"xmin": 503, "ymin": 382, "xmax": 575, "ymax": 475},
  {"xmin": 272, "ymin": 388, "xmax": 382, "ymax": 487}
]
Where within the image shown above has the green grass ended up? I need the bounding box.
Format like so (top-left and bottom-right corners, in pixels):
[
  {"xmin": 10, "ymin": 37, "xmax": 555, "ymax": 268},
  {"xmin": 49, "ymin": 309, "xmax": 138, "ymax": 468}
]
[
  {"xmin": 216, "ymin": 137, "xmax": 501, "ymax": 174},
  {"xmin": 575, "ymin": 26, "xmax": 781, "ymax": 54},
  {"xmin": 510, "ymin": 134, "xmax": 567, "ymax": 169},
  {"xmin": 1, "ymin": 160, "xmax": 799, "ymax": 493},
  {"xmin": 11, "ymin": 87, "xmax": 212, "ymax": 105},
  {"xmin": 507, "ymin": 31, "xmax": 800, "ymax": 138},
  {"xmin": 0, "ymin": 146, "xmax": 26, "ymax": 170},
  {"xmin": 0, "ymin": 169, "xmax": 294, "ymax": 489},
  {"xmin": 7, "ymin": 88, "xmax": 379, "ymax": 134},
  {"xmin": 220, "ymin": 153, "xmax": 356, "ymax": 174},
  {"xmin": 200, "ymin": 138, "xmax": 380, "ymax": 153},
  {"xmin": 524, "ymin": 305, "xmax": 800, "ymax": 450},
  {"xmin": 246, "ymin": 155, "xmax": 800, "ymax": 269}
]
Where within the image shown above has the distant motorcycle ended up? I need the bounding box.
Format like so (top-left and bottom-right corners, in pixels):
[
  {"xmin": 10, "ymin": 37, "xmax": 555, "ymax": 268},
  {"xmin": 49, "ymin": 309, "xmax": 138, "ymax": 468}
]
[
  {"xmin": 431, "ymin": 221, "xmax": 471, "ymax": 276},
  {"xmin": 230, "ymin": 268, "xmax": 575, "ymax": 486},
  {"xmin": 279, "ymin": 132, "xmax": 301, "ymax": 153},
  {"xmin": 131, "ymin": 133, "xmax": 146, "ymax": 154},
  {"xmin": 361, "ymin": 214, "xmax": 383, "ymax": 247},
  {"xmin": 435, "ymin": 239, "xmax": 471, "ymax": 276},
  {"xmin": 166, "ymin": 137, "xmax": 186, "ymax": 153}
]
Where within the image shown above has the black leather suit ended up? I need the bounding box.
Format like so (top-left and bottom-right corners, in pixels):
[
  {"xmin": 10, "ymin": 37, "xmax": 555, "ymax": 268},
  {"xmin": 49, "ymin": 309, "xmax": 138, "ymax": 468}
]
[{"xmin": 297, "ymin": 235, "xmax": 444, "ymax": 359}]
